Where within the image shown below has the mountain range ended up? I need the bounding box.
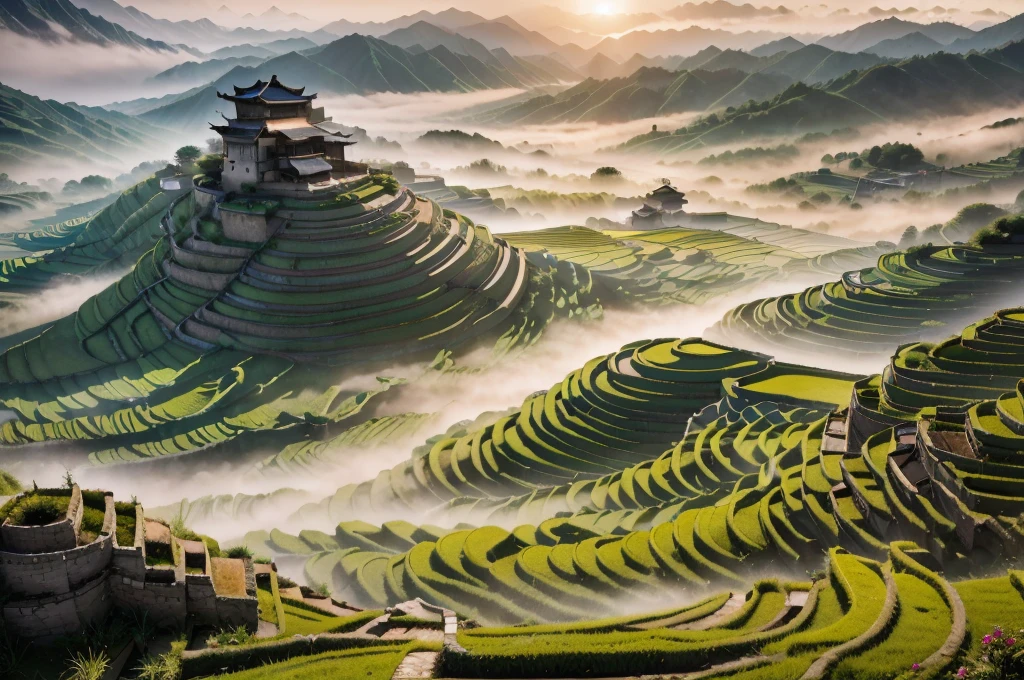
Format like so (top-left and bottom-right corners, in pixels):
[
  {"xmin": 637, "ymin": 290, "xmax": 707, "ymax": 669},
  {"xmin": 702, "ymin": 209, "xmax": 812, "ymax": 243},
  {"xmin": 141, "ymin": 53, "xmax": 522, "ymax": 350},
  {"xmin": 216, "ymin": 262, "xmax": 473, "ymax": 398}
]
[
  {"xmin": 816, "ymin": 17, "xmax": 975, "ymax": 53},
  {"xmin": 665, "ymin": 2, "xmax": 792, "ymax": 21},
  {"xmin": 471, "ymin": 66, "xmax": 795, "ymax": 126},
  {"xmin": 1, "ymin": 0, "xmax": 178, "ymax": 51},
  {"xmin": 0, "ymin": 81, "xmax": 165, "ymax": 165},
  {"xmin": 137, "ymin": 34, "xmax": 576, "ymax": 131},
  {"xmin": 617, "ymin": 42, "xmax": 1024, "ymax": 154},
  {"xmin": 482, "ymin": 41, "xmax": 898, "ymax": 126}
]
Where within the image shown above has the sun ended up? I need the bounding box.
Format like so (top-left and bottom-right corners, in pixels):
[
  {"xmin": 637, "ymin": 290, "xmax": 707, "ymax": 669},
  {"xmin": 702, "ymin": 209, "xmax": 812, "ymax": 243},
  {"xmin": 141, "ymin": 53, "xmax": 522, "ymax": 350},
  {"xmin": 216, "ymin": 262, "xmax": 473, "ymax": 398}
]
[{"xmin": 594, "ymin": 2, "xmax": 616, "ymax": 15}]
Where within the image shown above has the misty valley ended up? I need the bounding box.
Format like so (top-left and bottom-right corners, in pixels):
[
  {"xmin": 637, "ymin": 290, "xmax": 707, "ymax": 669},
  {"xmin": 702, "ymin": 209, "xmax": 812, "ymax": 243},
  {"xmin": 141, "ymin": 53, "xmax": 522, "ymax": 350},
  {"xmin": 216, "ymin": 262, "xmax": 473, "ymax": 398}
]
[{"xmin": 1, "ymin": 1, "xmax": 1024, "ymax": 679}]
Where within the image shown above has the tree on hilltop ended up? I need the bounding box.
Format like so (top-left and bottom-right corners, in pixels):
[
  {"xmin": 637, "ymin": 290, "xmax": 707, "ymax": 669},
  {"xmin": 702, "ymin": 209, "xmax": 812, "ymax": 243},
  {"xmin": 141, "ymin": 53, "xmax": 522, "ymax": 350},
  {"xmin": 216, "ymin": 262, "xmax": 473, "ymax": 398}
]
[
  {"xmin": 174, "ymin": 145, "xmax": 202, "ymax": 168},
  {"xmin": 591, "ymin": 166, "xmax": 622, "ymax": 182}
]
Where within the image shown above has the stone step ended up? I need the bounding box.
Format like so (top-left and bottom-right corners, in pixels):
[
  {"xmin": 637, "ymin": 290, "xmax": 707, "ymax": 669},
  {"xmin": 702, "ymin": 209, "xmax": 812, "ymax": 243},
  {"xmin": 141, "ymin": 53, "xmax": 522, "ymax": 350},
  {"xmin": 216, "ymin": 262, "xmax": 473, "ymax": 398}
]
[{"xmin": 391, "ymin": 651, "xmax": 439, "ymax": 680}]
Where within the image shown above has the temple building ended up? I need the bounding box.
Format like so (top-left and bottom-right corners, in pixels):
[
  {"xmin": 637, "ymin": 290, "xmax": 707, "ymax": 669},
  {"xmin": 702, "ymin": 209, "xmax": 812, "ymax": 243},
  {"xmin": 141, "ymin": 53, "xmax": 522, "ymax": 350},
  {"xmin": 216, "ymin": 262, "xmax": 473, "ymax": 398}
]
[
  {"xmin": 212, "ymin": 75, "xmax": 356, "ymax": 192},
  {"xmin": 644, "ymin": 184, "xmax": 688, "ymax": 212},
  {"xmin": 629, "ymin": 184, "xmax": 687, "ymax": 229}
]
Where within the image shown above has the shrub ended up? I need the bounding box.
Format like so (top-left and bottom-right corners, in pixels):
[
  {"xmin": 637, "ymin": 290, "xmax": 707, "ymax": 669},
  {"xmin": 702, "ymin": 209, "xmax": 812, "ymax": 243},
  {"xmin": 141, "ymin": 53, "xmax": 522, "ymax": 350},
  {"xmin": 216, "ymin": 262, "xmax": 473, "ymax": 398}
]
[
  {"xmin": 971, "ymin": 215, "xmax": 1024, "ymax": 246},
  {"xmin": 227, "ymin": 545, "xmax": 254, "ymax": 559},
  {"xmin": 591, "ymin": 166, "xmax": 622, "ymax": 181},
  {"xmin": 207, "ymin": 625, "xmax": 255, "ymax": 649},
  {"xmin": 0, "ymin": 469, "xmax": 21, "ymax": 496},
  {"xmin": 810, "ymin": 192, "xmax": 832, "ymax": 204},
  {"xmin": 8, "ymin": 495, "xmax": 68, "ymax": 526}
]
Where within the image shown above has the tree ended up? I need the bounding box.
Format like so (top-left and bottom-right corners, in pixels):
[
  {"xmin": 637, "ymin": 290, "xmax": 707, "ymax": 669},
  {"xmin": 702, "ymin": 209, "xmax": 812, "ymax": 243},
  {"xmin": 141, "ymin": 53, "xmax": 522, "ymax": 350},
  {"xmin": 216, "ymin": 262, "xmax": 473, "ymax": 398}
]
[
  {"xmin": 62, "ymin": 175, "xmax": 111, "ymax": 196},
  {"xmin": 205, "ymin": 137, "xmax": 222, "ymax": 154},
  {"xmin": 850, "ymin": 158, "xmax": 864, "ymax": 170},
  {"xmin": 821, "ymin": 154, "xmax": 835, "ymax": 165},
  {"xmin": 651, "ymin": 124, "xmax": 658, "ymax": 132},
  {"xmin": 591, "ymin": 166, "xmax": 623, "ymax": 182},
  {"xmin": 80, "ymin": 175, "xmax": 111, "ymax": 191},
  {"xmin": 810, "ymin": 191, "xmax": 832, "ymax": 205},
  {"xmin": 174, "ymin": 145, "xmax": 202, "ymax": 167},
  {"xmin": 867, "ymin": 145, "xmax": 883, "ymax": 166},
  {"xmin": 1015, "ymin": 189, "xmax": 1024, "ymax": 211},
  {"xmin": 971, "ymin": 214, "xmax": 1024, "ymax": 246},
  {"xmin": 876, "ymin": 142, "xmax": 924, "ymax": 171},
  {"xmin": 899, "ymin": 225, "xmax": 919, "ymax": 248}
]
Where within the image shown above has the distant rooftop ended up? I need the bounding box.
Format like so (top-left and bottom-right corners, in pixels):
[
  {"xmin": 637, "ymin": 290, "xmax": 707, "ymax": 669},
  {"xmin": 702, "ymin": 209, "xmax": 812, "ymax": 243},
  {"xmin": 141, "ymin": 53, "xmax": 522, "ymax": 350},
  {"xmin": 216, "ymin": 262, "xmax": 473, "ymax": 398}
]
[{"xmin": 217, "ymin": 75, "xmax": 317, "ymax": 105}]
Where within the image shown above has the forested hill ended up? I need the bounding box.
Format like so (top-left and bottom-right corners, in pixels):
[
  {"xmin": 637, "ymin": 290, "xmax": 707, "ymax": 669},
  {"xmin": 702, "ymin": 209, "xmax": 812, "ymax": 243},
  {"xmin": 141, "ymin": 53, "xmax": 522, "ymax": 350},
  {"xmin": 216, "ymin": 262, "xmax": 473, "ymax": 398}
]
[{"xmin": 616, "ymin": 43, "xmax": 1024, "ymax": 154}]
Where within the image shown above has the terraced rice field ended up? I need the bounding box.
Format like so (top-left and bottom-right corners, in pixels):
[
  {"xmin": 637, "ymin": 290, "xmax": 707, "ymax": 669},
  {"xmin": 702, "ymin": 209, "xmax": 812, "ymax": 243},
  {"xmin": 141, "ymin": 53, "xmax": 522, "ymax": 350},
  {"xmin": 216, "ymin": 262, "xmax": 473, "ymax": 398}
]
[{"xmin": 711, "ymin": 243, "xmax": 1024, "ymax": 358}]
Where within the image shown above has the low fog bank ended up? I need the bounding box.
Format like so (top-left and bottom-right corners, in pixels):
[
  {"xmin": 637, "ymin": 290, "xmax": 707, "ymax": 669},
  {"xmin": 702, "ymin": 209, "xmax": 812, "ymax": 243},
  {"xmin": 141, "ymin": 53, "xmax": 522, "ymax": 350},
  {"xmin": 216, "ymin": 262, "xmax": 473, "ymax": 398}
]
[
  {"xmin": 324, "ymin": 92, "xmax": 1024, "ymax": 245},
  {"xmin": 0, "ymin": 35, "xmax": 197, "ymax": 106},
  {"xmin": 0, "ymin": 274, "xmax": 121, "ymax": 339},
  {"xmin": 5, "ymin": 270, "xmax": 867, "ymax": 542}
]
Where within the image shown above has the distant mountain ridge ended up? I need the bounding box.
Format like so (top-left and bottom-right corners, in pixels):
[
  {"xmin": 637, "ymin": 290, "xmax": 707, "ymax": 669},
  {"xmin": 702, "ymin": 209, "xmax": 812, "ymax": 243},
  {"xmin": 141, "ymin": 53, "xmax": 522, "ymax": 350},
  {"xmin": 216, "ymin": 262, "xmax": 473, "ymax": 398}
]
[
  {"xmin": 137, "ymin": 34, "xmax": 576, "ymax": 131},
  {"xmin": 816, "ymin": 17, "xmax": 976, "ymax": 53},
  {"xmin": 68, "ymin": 0, "xmax": 337, "ymax": 52},
  {"xmin": 1, "ymin": 0, "xmax": 176, "ymax": 51},
  {"xmin": 477, "ymin": 41, "xmax": 892, "ymax": 126},
  {"xmin": 0, "ymin": 81, "xmax": 166, "ymax": 165},
  {"xmin": 617, "ymin": 41, "xmax": 1024, "ymax": 154}
]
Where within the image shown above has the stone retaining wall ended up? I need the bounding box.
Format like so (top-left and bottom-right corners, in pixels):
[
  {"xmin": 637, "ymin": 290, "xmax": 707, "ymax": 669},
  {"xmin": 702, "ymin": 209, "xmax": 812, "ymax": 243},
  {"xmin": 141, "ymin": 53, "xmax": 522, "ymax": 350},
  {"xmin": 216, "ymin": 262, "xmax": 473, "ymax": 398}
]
[
  {"xmin": 1, "ymin": 533, "xmax": 113, "ymax": 597},
  {"xmin": 2, "ymin": 571, "xmax": 111, "ymax": 640},
  {"xmin": 186, "ymin": 573, "xmax": 219, "ymax": 624},
  {"xmin": 0, "ymin": 486, "xmax": 80, "ymax": 554},
  {"xmin": 215, "ymin": 595, "xmax": 259, "ymax": 632},
  {"xmin": 110, "ymin": 575, "xmax": 187, "ymax": 629}
]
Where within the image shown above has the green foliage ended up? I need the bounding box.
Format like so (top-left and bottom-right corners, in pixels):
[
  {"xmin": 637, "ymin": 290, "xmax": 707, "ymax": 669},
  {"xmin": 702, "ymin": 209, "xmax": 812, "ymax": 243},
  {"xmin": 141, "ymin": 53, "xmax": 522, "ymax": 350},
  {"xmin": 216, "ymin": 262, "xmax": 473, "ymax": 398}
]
[
  {"xmin": 591, "ymin": 166, "xmax": 622, "ymax": 180},
  {"xmin": 62, "ymin": 649, "xmax": 108, "ymax": 680},
  {"xmin": 7, "ymin": 494, "xmax": 69, "ymax": 526},
  {"xmin": 208, "ymin": 625, "xmax": 256, "ymax": 648},
  {"xmin": 865, "ymin": 142, "xmax": 925, "ymax": 171},
  {"xmin": 174, "ymin": 145, "xmax": 202, "ymax": 168},
  {"xmin": 134, "ymin": 639, "xmax": 185, "ymax": 680},
  {"xmin": 699, "ymin": 145, "xmax": 799, "ymax": 166},
  {"xmin": 959, "ymin": 626, "xmax": 1024, "ymax": 680},
  {"xmin": 227, "ymin": 545, "xmax": 255, "ymax": 559},
  {"xmin": 971, "ymin": 215, "xmax": 1024, "ymax": 246},
  {"xmin": 0, "ymin": 469, "xmax": 22, "ymax": 495}
]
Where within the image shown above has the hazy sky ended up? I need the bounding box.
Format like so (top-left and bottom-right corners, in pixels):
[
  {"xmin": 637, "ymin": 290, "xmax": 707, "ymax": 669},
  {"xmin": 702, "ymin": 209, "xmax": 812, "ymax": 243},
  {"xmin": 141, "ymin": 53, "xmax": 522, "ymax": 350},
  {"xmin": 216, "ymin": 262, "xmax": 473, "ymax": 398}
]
[{"xmin": 131, "ymin": 0, "xmax": 1022, "ymax": 23}]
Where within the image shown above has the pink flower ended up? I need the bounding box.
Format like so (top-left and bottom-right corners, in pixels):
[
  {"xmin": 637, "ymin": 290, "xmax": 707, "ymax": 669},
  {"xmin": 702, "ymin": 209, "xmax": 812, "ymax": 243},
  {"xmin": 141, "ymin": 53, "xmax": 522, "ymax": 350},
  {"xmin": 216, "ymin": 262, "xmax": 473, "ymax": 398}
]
[
  {"xmin": 911, "ymin": 663, "xmax": 921, "ymax": 671},
  {"xmin": 1007, "ymin": 638, "xmax": 1017, "ymax": 646},
  {"xmin": 994, "ymin": 627, "xmax": 1003, "ymax": 639},
  {"xmin": 957, "ymin": 667, "xmax": 968, "ymax": 678},
  {"xmin": 983, "ymin": 635, "xmax": 992, "ymax": 645}
]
